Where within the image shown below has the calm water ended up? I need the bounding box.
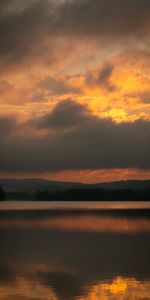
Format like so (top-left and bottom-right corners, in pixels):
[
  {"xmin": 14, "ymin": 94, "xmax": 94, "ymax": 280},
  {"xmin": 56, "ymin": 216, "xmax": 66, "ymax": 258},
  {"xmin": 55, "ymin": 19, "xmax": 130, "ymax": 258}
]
[{"xmin": 0, "ymin": 202, "xmax": 150, "ymax": 300}]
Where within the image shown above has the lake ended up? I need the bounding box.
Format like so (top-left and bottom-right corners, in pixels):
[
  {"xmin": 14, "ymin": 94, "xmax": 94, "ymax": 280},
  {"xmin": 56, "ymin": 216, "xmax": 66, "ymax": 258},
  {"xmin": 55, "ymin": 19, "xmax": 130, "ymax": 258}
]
[{"xmin": 0, "ymin": 201, "xmax": 150, "ymax": 300}]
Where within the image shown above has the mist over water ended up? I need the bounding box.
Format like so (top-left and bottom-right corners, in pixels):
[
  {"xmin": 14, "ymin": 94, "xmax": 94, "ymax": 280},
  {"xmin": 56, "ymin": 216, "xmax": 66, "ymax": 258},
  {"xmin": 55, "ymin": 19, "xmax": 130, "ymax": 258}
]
[{"xmin": 0, "ymin": 202, "xmax": 150, "ymax": 300}]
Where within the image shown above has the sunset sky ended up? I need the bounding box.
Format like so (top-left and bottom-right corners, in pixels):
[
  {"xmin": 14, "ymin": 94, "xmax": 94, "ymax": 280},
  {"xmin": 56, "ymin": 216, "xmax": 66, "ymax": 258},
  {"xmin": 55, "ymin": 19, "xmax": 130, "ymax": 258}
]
[{"xmin": 0, "ymin": 0, "xmax": 150, "ymax": 182}]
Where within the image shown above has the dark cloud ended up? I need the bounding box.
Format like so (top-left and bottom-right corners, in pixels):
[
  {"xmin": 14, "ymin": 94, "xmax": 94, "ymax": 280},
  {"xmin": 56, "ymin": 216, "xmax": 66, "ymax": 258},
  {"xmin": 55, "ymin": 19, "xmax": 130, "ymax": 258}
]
[
  {"xmin": 0, "ymin": 0, "xmax": 53, "ymax": 67},
  {"xmin": 98, "ymin": 65, "xmax": 114, "ymax": 84},
  {"xmin": 57, "ymin": 0, "xmax": 150, "ymax": 39},
  {"xmin": 86, "ymin": 64, "xmax": 117, "ymax": 92},
  {"xmin": 0, "ymin": 101, "xmax": 150, "ymax": 172},
  {"xmin": 0, "ymin": 116, "xmax": 17, "ymax": 136},
  {"xmin": 36, "ymin": 99, "xmax": 88, "ymax": 129},
  {"xmin": 0, "ymin": 0, "xmax": 149, "ymax": 68}
]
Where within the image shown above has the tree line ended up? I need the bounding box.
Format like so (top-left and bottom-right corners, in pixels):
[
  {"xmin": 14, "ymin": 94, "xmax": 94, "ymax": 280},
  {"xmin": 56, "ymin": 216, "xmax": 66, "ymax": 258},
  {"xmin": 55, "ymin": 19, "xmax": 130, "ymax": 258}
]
[
  {"xmin": 1, "ymin": 186, "xmax": 150, "ymax": 201},
  {"xmin": 0, "ymin": 187, "xmax": 5, "ymax": 201},
  {"xmin": 35, "ymin": 188, "xmax": 150, "ymax": 201}
]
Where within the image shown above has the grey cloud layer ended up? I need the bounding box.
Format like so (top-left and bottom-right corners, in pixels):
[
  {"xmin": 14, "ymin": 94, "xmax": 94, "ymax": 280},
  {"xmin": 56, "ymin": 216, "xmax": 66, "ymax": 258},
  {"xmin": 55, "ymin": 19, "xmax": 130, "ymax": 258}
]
[
  {"xmin": 0, "ymin": 0, "xmax": 53, "ymax": 67},
  {"xmin": 57, "ymin": 0, "xmax": 150, "ymax": 38},
  {"xmin": 0, "ymin": 0, "xmax": 149, "ymax": 67},
  {"xmin": 36, "ymin": 100, "xmax": 87, "ymax": 129},
  {"xmin": 0, "ymin": 116, "xmax": 17, "ymax": 136},
  {"xmin": 0, "ymin": 101, "xmax": 150, "ymax": 172}
]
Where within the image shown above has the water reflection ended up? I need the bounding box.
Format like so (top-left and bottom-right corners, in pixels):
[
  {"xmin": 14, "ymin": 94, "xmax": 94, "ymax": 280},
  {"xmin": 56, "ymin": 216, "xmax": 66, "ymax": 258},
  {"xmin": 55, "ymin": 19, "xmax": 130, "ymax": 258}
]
[
  {"xmin": 0, "ymin": 270, "xmax": 150, "ymax": 300},
  {"xmin": 0, "ymin": 277, "xmax": 150, "ymax": 300},
  {"xmin": 0, "ymin": 209, "xmax": 150, "ymax": 299},
  {"xmin": 0, "ymin": 215, "xmax": 150, "ymax": 233},
  {"xmin": 83, "ymin": 278, "xmax": 150, "ymax": 300}
]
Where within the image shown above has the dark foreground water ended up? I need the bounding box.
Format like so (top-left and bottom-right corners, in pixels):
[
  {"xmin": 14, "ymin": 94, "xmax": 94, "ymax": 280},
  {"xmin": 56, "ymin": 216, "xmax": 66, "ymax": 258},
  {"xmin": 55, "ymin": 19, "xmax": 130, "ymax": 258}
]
[{"xmin": 0, "ymin": 202, "xmax": 150, "ymax": 300}]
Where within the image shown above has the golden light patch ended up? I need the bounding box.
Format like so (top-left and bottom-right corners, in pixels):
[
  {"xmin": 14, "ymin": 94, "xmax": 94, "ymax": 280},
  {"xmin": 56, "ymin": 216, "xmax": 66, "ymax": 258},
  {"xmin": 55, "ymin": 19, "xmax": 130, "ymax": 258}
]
[
  {"xmin": 80, "ymin": 278, "xmax": 150, "ymax": 300},
  {"xmin": 104, "ymin": 108, "xmax": 127, "ymax": 123},
  {"xmin": 103, "ymin": 277, "xmax": 127, "ymax": 294}
]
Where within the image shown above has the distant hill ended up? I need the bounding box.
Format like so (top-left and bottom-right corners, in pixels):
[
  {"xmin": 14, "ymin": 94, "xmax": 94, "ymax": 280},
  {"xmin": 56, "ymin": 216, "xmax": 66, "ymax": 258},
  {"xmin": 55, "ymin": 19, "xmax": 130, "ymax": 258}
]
[
  {"xmin": 0, "ymin": 178, "xmax": 150, "ymax": 194},
  {"xmin": 93, "ymin": 180, "xmax": 150, "ymax": 191},
  {"xmin": 0, "ymin": 178, "xmax": 82, "ymax": 194}
]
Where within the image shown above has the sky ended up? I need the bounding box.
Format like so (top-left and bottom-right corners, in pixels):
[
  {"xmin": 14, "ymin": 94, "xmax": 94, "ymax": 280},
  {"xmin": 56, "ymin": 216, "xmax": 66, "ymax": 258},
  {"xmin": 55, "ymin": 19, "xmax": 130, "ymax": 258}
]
[{"xmin": 0, "ymin": 0, "xmax": 150, "ymax": 183}]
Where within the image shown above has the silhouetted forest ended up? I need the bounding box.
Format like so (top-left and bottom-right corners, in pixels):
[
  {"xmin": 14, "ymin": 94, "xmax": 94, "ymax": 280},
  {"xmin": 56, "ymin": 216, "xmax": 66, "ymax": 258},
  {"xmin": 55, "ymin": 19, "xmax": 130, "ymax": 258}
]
[
  {"xmin": 1, "ymin": 187, "xmax": 150, "ymax": 201},
  {"xmin": 0, "ymin": 187, "xmax": 5, "ymax": 201},
  {"xmin": 35, "ymin": 188, "xmax": 150, "ymax": 201},
  {"xmin": 5, "ymin": 192, "xmax": 35, "ymax": 200}
]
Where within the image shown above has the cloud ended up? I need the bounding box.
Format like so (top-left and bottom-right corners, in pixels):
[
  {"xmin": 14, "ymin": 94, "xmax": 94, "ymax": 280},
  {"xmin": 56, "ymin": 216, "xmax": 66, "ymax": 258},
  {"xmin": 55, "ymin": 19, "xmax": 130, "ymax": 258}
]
[
  {"xmin": 0, "ymin": 101, "xmax": 150, "ymax": 172},
  {"xmin": 0, "ymin": 0, "xmax": 53, "ymax": 69},
  {"xmin": 98, "ymin": 65, "xmax": 114, "ymax": 84},
  {"xmin": 0, "ymin": 0, "xmax": 149, "ymax": 70},
  {"xmin": 56, "ymin": 0, "xmax": 150, "ymax": 41},
  {"xmin": 36, "ymin": 99, "xmax": 88, "ymax": 129},
  {"xmin": 0, "ymin": 80, "xmax": 12, "ymax": 93},
  {"xmin": 38, "ymin": 76, "xmax": 69, "ymax": 96},
  {"xmin": 126, "ymin": 91, "xmax": 150, "ymax": 104},
  {"xmin": 0, "ymin": 115, "xmax": 17, "ymax": 136},
  {"xmin": 85, "ymin": 64, "xmax": 117, "ymax": 92},
  {"xmin": 0, "ymin": 0, "xmax": 149, "ymax": 175}
]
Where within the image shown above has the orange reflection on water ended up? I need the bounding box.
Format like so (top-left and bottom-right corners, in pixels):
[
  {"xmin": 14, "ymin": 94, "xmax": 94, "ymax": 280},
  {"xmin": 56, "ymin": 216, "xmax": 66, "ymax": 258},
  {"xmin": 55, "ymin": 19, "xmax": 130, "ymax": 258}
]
[
  {"xmin": 0, "ymin": 276, "xmax": 150, "ymax": 300},
  {"xmin": 0, "ymin": 215, "xmax": 150, "ymax": 233},
  {"xmin": 80, "ymin": 277, "xmax": 150, "ymax": 300},
  {"xmin": 0, "ymin": 277, "xmax": 57, "ymax": 300}
]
